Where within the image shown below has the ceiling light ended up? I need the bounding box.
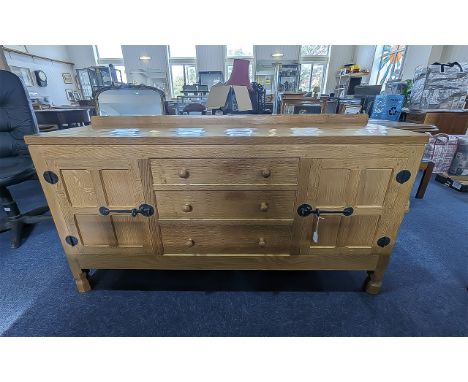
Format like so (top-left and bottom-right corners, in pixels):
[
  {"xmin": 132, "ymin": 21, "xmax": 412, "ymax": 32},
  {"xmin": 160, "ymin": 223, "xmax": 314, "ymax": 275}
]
[
  {"xmin": 272, "ymin": 52, "xmax": 284, "ymax": 58},
  {"xmin": 139, "ymin": 55, "xmax": 151, "ymax": 60}
]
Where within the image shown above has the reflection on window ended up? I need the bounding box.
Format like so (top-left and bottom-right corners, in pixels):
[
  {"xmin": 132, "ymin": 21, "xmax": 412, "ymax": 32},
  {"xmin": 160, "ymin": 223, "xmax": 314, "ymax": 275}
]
[
  {"xmin": 299, "ymin": 63, "xmax": 325, "ymax": 92},
  {"xmin": 226, "ymin": 63, "xmax": 254, "ymax": 82},
  {"xmin": 300, "ymin": 45, "xmax": 329, "ymax": 56},
  {"xmin": 375, "ymin": 45, "xmax": 406, "ymax": 86},
  {"xmin": 169, "ymin": 45, "xmax": 196, "ymax": 58},
  {"xmin": 96, "ymin": 45, "xmax": 123, "ymax": 59},
  {"xmin": 171, "ymin": 64, "xmax": 197, "ymax": 96},
  {"xmin": 114, "ymin": 65, "xmax": 127, "ymax": 83},
  {"xmin": 226, "ymin": 45, "xmax": 253, "ymax": 57}
]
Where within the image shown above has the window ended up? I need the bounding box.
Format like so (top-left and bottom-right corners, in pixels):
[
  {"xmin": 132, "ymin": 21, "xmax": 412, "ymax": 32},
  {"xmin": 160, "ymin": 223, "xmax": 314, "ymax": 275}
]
[
  {"xmin": 226, "ymin": 45, "xmax": 253, "ymax": 57},
  {"xmin": 170, "ymin": 64, "xmax": 197, "ymax": 96},
  {"xmin": 374, "ymin": 45, "xmax": 407, "ymax": 86},
  {"xmin": 299, "ymin": 63, "xmax": 325, "ymax": 92},
  {"xmin": 96, "ymin": 45, "xmax": 123, "ymax": 59},
  {"xmin": 299, "ymin": 45, "xmax": 330, "ymax": 92},
  {"xmin": 300, "ymin": 45, "xmax": 329, "ymax": 56},
  {"xmin": 168, "ymin": 45, "xmax": 197, "ymax": 98},
  {"xmin": 114, "ymin": 65, "xmax": 127, "ymax": 83}
]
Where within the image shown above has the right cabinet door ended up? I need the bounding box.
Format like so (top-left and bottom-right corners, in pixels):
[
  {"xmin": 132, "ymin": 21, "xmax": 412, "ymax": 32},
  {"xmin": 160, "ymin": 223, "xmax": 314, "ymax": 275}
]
[{"xmin": 296, "ymin": 157, "xmax": 410, "ymax": 255}]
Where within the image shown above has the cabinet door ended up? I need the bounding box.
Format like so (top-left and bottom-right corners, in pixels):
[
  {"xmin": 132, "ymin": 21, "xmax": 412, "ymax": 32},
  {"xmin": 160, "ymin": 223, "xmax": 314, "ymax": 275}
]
[
  {"xmin": 48, "ymin": 159, "xmax": 161, "ymax": 256},
  {"xmin": 294, "ymin": 157, "xmax": 410, "ymax": 255}
]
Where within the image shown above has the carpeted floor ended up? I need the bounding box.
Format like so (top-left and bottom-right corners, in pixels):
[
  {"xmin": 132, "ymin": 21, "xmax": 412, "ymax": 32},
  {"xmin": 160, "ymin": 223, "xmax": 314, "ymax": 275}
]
[{"xmin": 0, "ymin": 173, "xmax": 466, "ymax": 336}]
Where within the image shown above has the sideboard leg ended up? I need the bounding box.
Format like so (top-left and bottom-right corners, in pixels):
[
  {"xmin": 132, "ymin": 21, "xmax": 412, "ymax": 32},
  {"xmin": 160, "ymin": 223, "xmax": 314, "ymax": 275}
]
[
  {"xmin": 67, "ymin": 256, "xmax": 92, "ymax": 292},
  {"xmin": 74, "ymin": 270, "xmax": 92, "ymax": 293},
  {"xmin": 365, "ymin": 255, "xmax": 390, "ymax": 295}
]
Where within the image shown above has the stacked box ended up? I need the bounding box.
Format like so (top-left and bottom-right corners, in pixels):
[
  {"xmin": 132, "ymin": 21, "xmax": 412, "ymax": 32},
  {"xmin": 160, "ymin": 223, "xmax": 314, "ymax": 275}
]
[{"xmin": 409, "ymin": 62, "xmax": 468, "ymax": 110}]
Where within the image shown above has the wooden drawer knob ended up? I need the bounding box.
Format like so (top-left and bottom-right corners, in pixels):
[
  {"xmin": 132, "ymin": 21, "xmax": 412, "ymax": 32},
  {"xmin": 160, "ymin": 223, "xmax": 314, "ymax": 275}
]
[
  {"xmin": 179, "ymin": 168, "xmax": 190, "ymax": 178},
  {"xmin": 185, "ymin": 239, "xmax": 195, "ymax": 247},
  {"xmin": 261, "ymin": 168, "xmax": 271, "ymax": 178},
  {"xmin": 182, "ymin": 203, "xmax": 193, "ymax": 213},
  {"xmin": 260, "ymin": 202, "xmax": 269, "ymax": 212},
  {"xmin": 258, "ymin": 237, "xmax": 266, "ymax": 247}
]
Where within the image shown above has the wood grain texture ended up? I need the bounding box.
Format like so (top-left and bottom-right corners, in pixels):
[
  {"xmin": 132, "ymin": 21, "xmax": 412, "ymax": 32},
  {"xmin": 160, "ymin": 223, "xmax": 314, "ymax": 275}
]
[
  {"xmin": 151, "ymin": 158, "xmax": 299, "ymax": 186},
  {"xmin": 25, "ymin": 115, "xmax": 427, "ymax": 293}
]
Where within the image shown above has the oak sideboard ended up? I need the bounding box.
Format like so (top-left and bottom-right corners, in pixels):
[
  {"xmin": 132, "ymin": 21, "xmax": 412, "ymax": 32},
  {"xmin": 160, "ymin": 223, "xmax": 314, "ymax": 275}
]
[{"xmin": 25, "ymin": 114, "xmax": 427, "ymax": 294}]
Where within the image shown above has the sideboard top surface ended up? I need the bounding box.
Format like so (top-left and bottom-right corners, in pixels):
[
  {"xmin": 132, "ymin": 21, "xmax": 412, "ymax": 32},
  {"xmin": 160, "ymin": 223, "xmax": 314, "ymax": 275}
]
[{"xmin": 25, "ymin": 115, "xmax": 428, "ymax": 145}]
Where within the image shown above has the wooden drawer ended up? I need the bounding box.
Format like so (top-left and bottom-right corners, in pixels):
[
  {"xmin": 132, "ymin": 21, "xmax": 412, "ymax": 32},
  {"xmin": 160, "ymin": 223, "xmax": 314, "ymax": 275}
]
[
  {"xmin": 156, "ymin": 190, "xmax": 296, "ymax": 219},
  {"xmin": 160, "ymin": 223, "xmax": 292, "ymax": 254},
  {"xmin": 151, "ymin": 158, "xmax": 299, "ymax": 186}
]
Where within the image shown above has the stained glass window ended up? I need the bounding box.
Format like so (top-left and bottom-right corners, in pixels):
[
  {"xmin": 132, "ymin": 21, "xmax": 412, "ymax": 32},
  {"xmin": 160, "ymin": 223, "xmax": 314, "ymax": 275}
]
[
  {"xmin": 300, "ymin": 45, "xmax": 329, "ymax": 56},
  {"xmin": 375, "ymin": 45, "xmax": 407, "ymax": 86}
]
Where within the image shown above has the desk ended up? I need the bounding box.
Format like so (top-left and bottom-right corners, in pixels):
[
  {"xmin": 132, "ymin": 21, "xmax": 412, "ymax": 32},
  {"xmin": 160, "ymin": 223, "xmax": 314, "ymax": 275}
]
[
  {"xmin": 25, "ymin": 114, "xmax": 426, "ymax": 294},
  {"xmin": 35, "ymin": 108, "xmax": 91, "ymax": 130},
  {"xmin": 401, "ymin": 109, "xmax": 468, "ymax": 135}
]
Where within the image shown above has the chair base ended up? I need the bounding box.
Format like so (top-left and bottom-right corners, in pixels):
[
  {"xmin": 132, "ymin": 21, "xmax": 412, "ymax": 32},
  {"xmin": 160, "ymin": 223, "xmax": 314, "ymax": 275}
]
[{"xmin": 0, "ymin": 206, "xmax": 51, "ymax": 248}]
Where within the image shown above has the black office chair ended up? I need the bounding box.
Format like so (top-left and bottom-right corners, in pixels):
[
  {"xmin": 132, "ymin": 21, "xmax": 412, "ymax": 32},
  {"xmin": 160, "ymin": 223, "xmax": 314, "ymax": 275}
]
[{"xmin": 0, "ymin": 70, "xmax": 51, "ymax": 248}]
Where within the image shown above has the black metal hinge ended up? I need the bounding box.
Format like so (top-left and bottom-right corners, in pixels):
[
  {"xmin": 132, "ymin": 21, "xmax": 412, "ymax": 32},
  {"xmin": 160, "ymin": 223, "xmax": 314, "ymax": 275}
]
[
  {"xmin": 377, "ymin": 236, "xmax": 391, "ymax": 247},
  {"xmin": 396, "ymin": 170, "xmax": 411, "ymax": 184},
  {"xmin": 65, "ymin": 235, "xmax": 78, "ymax": 246},
  {"xmin": 43, "ymin": 171, "xmax": 59, "ymax": 184}
]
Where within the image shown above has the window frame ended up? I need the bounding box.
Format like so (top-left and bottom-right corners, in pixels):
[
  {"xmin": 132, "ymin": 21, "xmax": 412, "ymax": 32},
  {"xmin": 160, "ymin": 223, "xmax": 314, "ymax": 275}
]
[
  {"xmin": 224, "ymin": 45, "xmax": 255, "ymax": 83},
  {"xmin": 299, "ymin": 45, "xmax": 330, "ymax": 93},
  {"xmin": 168, "ymin": 50, "xmax": 197, "ymax": 98}
]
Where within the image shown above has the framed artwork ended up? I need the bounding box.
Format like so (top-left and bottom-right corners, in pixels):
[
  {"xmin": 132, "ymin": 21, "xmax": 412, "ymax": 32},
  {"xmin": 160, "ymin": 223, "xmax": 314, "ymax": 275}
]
[
  {"xmin": 65, "ymin": 89, "xmax": 75, "ymax": 101},
  {"xmin": 10, "ymin": 66, "xmax": 34, "ymax": 87},
  {"xmin": 62, "ymin": 73, "xmax": 73, "ymax": 84}
]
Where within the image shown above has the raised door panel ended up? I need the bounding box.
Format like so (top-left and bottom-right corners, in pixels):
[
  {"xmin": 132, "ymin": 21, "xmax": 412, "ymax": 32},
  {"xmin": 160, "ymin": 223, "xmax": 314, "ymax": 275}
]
[
  {"xmin": 49, "ymin": 159, "xmax": 160, "ymax": 255},
  {"xmin": 296, "ymin": 157, "xmax": 408, "ymax": 255}
]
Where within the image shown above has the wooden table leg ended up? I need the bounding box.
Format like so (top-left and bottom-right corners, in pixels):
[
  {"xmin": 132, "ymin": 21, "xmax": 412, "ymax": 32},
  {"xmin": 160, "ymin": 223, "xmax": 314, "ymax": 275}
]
[{"xmin": 416, "ymin": 161, "xmax": 435, "ymax": 199}]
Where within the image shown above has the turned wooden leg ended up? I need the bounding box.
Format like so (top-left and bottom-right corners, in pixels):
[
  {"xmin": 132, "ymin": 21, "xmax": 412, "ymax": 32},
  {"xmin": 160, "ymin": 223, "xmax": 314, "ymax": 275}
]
[
  {"xmin": 364, "ymin": 271, "xmax": 383, "ymax": 295},
  {"xmin": 365, "ymin": 255, "xmax": 391, "ymax": 295},
  {"xmin": 74, "ymin": 270, "xmax": 92, "ymax": 293}
]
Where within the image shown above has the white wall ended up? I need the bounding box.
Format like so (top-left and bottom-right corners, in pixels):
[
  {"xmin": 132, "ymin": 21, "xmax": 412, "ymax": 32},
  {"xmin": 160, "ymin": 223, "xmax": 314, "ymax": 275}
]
[
  {"xmin": 441, "ymin": 46, "xmax": 468, "ymax": 63},
  {"xmin": 66, "ymin": 45, "xmax": 97, "ymax": 68},
  {"xmin": 196, "ymin": 45, "xmax": 225, "ymax": 74},
  {"xmin": 3, "ymin": 45, "xmax": 78, "ymax": 105},
  {"xmin": 325, "ymin": 45, "xmax": 356, "ymax": 93}
]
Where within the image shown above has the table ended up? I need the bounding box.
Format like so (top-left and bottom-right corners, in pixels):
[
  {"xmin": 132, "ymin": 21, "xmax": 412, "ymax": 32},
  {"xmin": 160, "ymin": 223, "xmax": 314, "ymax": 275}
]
[
  {"xmin": 35, "ymin": 108, "xmax": 91, "ymax": 130},
  {"xmin": 401, "ymin": 109, "xmax": 468, "ymax": 135}
]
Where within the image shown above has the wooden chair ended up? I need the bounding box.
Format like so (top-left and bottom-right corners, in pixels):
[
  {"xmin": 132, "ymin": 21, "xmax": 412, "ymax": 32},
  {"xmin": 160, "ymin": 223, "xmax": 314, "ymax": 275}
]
[{"xmin": 416, "ymin": 161, "xmax": 435, "ymax": 199}]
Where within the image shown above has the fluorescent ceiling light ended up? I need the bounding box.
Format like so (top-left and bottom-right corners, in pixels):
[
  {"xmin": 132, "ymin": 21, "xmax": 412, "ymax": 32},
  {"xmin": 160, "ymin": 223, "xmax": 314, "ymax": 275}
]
[
  {"xmin": 272, "ymin": 52, "xmax": 284, "ymax": 57},
  {"xmin": 139, "ymin": 55, "xmax": 151, "ymax": 60}
]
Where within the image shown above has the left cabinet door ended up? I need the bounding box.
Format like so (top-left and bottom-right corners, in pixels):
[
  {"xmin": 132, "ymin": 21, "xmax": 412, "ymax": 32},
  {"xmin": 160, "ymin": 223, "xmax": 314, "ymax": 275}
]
[{"xmin": 45, "ymin": 159, "xmax": 160, "ymax": 256}]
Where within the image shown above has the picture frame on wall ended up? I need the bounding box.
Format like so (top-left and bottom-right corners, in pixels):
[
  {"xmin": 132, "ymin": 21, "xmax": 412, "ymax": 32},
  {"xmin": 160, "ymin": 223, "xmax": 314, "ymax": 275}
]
[
  {"xmin": 65, "ymin": 89, "xmax": 76, "ymax": 101},
  {"xmin": 62, "ymin": 73, "xmax": 73, "ymax": 84},
  {"xmin": 10, "ymin": 66, "xmax": 34, "ymax": 87}
]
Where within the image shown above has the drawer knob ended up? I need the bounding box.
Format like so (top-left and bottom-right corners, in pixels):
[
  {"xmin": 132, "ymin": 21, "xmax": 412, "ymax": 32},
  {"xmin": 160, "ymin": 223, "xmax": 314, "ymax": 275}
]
[
  {"xmin": 261, "ymin": 168, "xmax": 271, "ymax": 178},
  {"xmin": 258, "ymin": 237, "xmax": 266, "ymax": 247},
  {"xmin": 260, "ymin": 202, "xmax": 269, "ymax": 212},
  {"xmin": 179, "ymin": 168, "xmax": 190, "ymax": 178},
  {"xmin": 182, "ymin": 203, "xmax": 193, "ymax": 213},
  {"xmin": 185, "ymin": 239, "xmax": 195, "ymax": 247}
]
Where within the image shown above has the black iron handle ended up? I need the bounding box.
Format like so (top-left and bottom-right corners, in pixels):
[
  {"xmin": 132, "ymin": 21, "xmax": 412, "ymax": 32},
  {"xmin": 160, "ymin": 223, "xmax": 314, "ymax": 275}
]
[
  {"xmin": 99, "ymin": 203, "xmax": 154, "ymax": 217},
  {"xmin": 297, "ymin": 203, "xmax": 354, "ymax": 217}
]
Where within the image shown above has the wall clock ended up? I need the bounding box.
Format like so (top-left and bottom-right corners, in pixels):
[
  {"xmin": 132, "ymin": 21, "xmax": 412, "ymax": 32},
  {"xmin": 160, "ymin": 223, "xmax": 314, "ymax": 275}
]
[{"xmin": 34, "ymin": 70, "xmax": 48, "ymax": 87}]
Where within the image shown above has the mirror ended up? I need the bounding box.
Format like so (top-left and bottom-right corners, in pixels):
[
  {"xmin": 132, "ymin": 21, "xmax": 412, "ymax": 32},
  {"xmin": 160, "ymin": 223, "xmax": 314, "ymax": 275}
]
[{"xmin": 96, "ymin": 87, "xmax": 165, "ymax": 116}]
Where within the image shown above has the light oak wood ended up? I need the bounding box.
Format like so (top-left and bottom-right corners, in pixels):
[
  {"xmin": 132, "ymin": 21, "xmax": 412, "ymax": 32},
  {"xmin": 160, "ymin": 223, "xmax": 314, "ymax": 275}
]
[{"xmin": 25, "ymin": 115, "xmax": 427, "ymax": 294}]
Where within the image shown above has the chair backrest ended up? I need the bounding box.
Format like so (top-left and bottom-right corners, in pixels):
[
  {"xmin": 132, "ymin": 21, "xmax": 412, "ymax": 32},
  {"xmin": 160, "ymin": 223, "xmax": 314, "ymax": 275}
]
[
  {"xmin": 0, "ymin": 70, "xmax": 38, "ymax": 159},
  {"xmin": 182, "ymin": 103, "xmax": 206, "ymax": 115},
  {"xmin": 94, "ymin": 85, "xmax": 166, "ymax": 116}
]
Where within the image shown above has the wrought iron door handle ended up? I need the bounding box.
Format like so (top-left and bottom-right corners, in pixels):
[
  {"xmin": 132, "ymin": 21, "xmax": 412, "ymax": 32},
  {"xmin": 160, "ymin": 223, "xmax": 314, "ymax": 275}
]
[
  {"xmin": 297, "ymin": 204, "xmax": 354, "ymax": 217},
  {"xmin": 99, "ymin": 203, "xmax": 154, "ymax": 217}
]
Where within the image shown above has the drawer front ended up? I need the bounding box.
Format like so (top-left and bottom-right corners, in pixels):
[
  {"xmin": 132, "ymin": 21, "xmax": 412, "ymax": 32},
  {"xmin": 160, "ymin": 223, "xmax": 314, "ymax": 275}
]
[
  {"xmin": 151, "ymin": 158, "xmax": 299, "ymax": 186},
  {"xmin": 156, "ymin": 190, "xmax": 296, "ymax": 219},
  {"xmin": 160, "ymin": 223, "xmax": 292, "ymax": 254}
]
